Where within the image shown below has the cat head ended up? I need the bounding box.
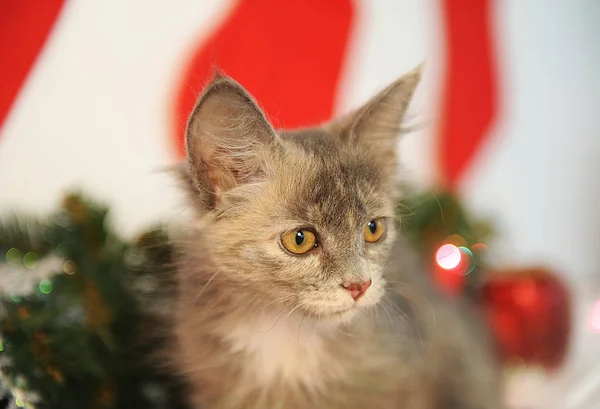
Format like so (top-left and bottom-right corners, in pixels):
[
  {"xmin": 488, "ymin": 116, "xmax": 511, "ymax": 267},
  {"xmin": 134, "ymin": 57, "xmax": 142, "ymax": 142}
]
[{"xmin": 182, "ymin": 67, "xmax": 421, "ymax": 324}]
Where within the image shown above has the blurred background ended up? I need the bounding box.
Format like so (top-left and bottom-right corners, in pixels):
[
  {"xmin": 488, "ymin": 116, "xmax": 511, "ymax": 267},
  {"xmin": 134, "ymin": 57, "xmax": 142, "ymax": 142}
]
[{"xmin": 1, "ymin": 1, "xmax": 599, "ymax": 408}]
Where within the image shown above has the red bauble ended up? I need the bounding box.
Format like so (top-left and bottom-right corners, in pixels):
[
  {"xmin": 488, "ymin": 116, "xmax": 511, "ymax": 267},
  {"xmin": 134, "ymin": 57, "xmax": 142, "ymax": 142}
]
[{"xmin": 480, "ymin": 268, "xmax": 571, "ymax": 371}]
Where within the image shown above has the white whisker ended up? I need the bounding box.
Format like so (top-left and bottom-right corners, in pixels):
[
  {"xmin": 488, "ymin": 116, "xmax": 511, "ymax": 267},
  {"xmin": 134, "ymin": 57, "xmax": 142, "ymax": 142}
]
[
  {"xmin": 191, "ymin": 270, "xmax": 221, "ymax": 306},
  {"xmin": 259, "ymin": 309, "xmax": 286, "ymax": 333},
  {"xmin": 287, "ymin": 300, "xmax": 310, "ymax": 318}
]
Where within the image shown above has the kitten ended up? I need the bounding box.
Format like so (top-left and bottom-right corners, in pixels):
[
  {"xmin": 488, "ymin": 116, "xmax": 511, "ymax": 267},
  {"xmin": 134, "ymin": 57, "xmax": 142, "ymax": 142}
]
[{"xmin": 171, "ymin": 66, "xmax": 503, "ymax": 409}]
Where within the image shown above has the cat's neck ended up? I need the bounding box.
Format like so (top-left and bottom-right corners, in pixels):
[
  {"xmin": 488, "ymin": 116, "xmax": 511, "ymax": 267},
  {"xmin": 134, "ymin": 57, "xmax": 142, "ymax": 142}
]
[{"xmin": 214, "ymin": 308, "xmax": 340, "ymax": 389}]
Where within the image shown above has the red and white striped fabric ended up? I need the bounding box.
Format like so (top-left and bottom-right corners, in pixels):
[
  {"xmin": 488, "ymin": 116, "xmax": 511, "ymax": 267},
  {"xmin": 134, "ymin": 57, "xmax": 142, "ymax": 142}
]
[{"xmin": 1, "ymin": 1, "xmax": 598, "ymax": 283}]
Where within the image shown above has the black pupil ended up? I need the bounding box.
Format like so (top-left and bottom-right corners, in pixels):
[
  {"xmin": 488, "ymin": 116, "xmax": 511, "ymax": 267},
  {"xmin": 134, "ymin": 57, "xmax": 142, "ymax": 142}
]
[
  {"xmin": 368, "ymin": 221, "xmax": 377, "ymax": 234},
  {"xmin": 295, "ymin": 231, "xmax": 305, "ymax": 246}
]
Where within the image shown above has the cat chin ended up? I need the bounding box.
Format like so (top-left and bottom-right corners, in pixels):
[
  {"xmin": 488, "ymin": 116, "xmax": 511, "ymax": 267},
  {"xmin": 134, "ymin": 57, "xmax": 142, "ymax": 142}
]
[
  {"xmin": 307, "ymin": 299, "xmax": 381, "ymax": 326},
  {"xmin": 320, "ymin": 308, "xmax": 363, "ymax": 326}
]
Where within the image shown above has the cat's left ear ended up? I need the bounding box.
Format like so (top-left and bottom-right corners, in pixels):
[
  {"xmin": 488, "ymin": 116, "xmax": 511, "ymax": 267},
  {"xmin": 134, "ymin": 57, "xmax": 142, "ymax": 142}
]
[{"xmin": 326, "ymin": 64, "xmax": 422, "ymax": 161}]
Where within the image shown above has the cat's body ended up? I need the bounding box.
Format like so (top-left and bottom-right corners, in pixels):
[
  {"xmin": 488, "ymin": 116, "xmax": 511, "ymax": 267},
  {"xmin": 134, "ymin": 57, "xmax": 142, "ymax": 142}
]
[{"xmin": 170, "ymin": 67, "xmax": 503, "ymax": 409}]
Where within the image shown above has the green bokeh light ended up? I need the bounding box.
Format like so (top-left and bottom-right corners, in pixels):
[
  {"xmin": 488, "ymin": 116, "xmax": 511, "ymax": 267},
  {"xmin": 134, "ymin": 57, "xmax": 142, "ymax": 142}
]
[
  {"xmin": 56, "ymin": 242, "xmax": 69, "ymax": 256},
  {"xmin": 5, "ymin": 248, "xmax": 23, "ymax": 265},
  {"xmin": 39, "ymin": 279, "xmax": 54, "ymax": 295},
  {"xmin": 23, "ymin": 252, "xmax": 39, "ymax": 269},
  {"xmin": 458, "ymin": 246, "xmax": 476, "ymax": 274}
]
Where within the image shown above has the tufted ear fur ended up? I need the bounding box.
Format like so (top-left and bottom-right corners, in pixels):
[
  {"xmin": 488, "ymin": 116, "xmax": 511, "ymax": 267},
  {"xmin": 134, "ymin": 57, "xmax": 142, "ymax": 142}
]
[
  {"xmin": 184, "ymin": 76, "xmax": 278, "ymax": 209},
  {"xmin": 326, "ymin": 65, "xmax": 422, "ymax": 169}
]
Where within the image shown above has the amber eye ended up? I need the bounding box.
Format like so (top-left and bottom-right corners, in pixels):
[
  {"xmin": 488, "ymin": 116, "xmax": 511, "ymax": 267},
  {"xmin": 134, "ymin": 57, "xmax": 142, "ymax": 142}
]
[
  {"xmin": 281, "ymin": 229, "xmax": 318, "ymax": 255},
  {"xmin": 364, "ymin": 218, "xmax": 386, "ymax": 243}
]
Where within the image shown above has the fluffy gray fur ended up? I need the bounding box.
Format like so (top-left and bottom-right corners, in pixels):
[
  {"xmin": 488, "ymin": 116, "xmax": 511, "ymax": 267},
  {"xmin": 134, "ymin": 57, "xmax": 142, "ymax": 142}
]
[{"xmin": 170, "ymin": 66, "xmax": 504, "ymax": 409}]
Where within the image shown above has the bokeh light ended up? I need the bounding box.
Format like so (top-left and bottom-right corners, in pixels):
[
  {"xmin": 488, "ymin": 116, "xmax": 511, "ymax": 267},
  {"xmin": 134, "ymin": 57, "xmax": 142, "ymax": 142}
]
[
  {"xmin": 56, "ymin": 242, "xmax": 68, "ymax": 256},
  {"xmin": 23, "ymin": 252, "xmax": 39, "ymax": 269},
  {"xmin": 458, "ymin": 246, "xmax": 475, "ymax": 274},
  {"xmin": 442, "ymin": 234, "xmax": 467, "ymax": 247},
  {"xmin": 436, "ymin": 244, "xmax": 462, "ymax": 270},
  {"xmin": 5, "ymin": 248, "xmax": 22, "ymax": 265},
  {"xmin": 63, "ymin": 260, "xmax": 77, "ymax": 275},
  {"xmin": 471, "ymin": 242, "xmax": 488, "ymax": 253},
  {"xmin": 39, "ymin": 279, "xmax": 54, "ymax": 295}
]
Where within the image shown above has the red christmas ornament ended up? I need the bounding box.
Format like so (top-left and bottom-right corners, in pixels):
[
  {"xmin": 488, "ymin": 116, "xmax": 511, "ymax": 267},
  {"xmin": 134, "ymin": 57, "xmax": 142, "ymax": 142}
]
[{"xmin": 480, "ymin": 267, "xmax": 571, "ymax": 371}]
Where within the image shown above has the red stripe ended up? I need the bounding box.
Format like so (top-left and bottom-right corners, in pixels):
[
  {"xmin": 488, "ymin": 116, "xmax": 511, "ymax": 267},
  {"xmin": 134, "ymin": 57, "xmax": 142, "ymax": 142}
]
[
  {"xmin": 172, "ymin": 0, "xmax": 354, "ymax": 158},
  {"xmin": 437, "ymin": 0, "xmax": 498, "ymax": 187},
  {"xmin": 0, "ymin": 0, "xmax": 65, "ymax": 133}
]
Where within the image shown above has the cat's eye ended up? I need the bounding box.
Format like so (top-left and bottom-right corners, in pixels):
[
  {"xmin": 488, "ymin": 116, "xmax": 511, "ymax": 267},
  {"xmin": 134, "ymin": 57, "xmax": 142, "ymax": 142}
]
[
  {"xmin": 281, "ymin": 229, "xmax": 318, "ymax": 255},
  {"xmin": 364, "ymin": 218, "xmax": 386, "ymax": 243}
]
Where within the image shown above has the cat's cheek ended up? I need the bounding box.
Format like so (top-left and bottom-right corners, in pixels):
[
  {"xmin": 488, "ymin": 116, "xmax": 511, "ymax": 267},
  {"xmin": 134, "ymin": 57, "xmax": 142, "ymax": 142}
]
[
  {"xmin": 364, "ymin": 240, "xmax": 396, "ymax": 269},
  {"xmin": 361, "ymin": 283, "xmax": 384, "ymax": 308}
]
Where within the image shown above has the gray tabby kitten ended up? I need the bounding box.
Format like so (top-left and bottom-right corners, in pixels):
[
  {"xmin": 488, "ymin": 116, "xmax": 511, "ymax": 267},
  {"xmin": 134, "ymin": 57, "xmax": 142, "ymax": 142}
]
[{"xmin": 171, "ymin": 66, "xmax": 503, "ymax": 409}]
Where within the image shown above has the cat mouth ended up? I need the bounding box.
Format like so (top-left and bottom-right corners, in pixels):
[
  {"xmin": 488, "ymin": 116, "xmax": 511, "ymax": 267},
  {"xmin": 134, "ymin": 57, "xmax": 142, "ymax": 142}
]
[{"xmin": 299, "ymin": 289, "xmax": 382, "ymax": 321}]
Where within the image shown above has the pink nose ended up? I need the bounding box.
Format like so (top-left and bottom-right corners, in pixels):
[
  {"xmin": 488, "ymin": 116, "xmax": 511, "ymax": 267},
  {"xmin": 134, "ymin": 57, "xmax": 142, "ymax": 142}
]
[{"xmin": 342, "ymin": 279, "xmax": 372, "ymax": 301}]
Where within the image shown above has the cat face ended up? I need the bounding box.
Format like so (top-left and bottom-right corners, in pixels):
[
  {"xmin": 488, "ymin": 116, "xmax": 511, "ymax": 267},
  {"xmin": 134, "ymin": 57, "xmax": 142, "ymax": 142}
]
[{"xmin": 183, "ymin": 68, "xmax": 421, "ymax": 324}]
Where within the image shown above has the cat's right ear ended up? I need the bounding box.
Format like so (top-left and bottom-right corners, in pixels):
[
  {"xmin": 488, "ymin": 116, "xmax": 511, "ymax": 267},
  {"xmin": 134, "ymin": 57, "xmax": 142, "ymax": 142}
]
[
  {"xmin": 184, "ymin": 76, "xmax": 278, "ymax": 209},
  {"xmin": 324, "ymin": 65, "xmax": 422, "ymax": 173}
]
